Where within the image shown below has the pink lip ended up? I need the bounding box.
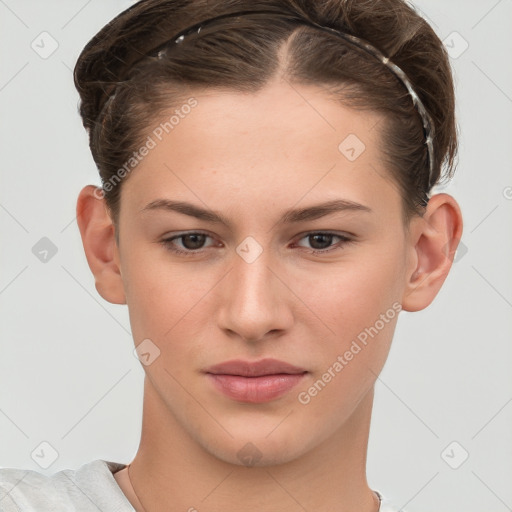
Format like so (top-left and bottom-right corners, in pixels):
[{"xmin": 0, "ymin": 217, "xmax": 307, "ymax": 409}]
[
  {"xmin": 204, "ymin": 358, "xmax": 307, "ymax": 403},
  {"xmin": 205, "ymin": 358, "xmax": 306, "ymax": 377}
]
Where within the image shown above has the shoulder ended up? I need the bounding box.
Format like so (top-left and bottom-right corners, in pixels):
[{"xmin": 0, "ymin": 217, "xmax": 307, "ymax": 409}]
[
  {"xmin": 376, "ymin": 490, "xmax": 407, "ymax": 512},
  {"xmin": 0, "ymin": 459, "xmax": 133, "ymax": 512}
]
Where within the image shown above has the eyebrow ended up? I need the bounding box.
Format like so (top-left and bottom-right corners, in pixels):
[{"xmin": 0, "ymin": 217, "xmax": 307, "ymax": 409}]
[{"xmin": 140, "ymin": 198, "xmax": 372, "ymax": 227}]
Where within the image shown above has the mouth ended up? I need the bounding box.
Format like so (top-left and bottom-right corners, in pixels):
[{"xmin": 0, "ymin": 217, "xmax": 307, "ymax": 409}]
[{"xmin": 204, "ymin": 358, "xmax": 308, "ymax": 403}]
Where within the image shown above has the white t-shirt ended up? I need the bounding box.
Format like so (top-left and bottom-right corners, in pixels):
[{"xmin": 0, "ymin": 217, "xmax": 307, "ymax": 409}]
[{"xmin": 0, "ymin": 459, "xmax": 405, "ymax": 511}]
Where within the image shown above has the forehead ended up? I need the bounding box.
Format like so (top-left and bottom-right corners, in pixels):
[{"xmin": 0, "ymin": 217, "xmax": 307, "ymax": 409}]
[{"xmin": 120, "ymin": 81, "xmax": 401, "ymax": 221}]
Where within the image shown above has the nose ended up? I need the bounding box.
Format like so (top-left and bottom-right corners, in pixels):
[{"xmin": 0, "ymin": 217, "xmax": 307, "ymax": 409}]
[{"xmin": 216, "ymin": 245, "xmax": 293, "ymax": 343}]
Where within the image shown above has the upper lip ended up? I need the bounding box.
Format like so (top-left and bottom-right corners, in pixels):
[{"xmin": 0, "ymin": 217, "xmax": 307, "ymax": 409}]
[{"xmin": 205, "ymin": 358, "xmax": 307, "ymax": 377}]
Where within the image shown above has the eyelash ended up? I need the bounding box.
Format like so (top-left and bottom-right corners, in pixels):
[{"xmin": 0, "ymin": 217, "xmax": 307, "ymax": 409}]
[{"xmin": 160, "ymin": 231, "xmax": 354, "ymax": 257}]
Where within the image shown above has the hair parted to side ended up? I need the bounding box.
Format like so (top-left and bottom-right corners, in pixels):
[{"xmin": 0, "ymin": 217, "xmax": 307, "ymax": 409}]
[{"xmin": 74, "ymin": 0, "xmax": 457, "ymax": 220}]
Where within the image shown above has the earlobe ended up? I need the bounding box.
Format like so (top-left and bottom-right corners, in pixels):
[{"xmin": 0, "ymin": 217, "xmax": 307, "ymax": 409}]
[
  {"xmin": 401, "ymin": 193, "xmax": 463, "ymax": 312},
  {"xmin": 76, "ymin": 185, "xmax": 126, "ymax": 305}
]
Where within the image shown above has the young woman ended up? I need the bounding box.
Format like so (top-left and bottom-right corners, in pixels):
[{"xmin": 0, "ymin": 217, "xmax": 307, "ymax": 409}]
[{"xmin": 0, "ymin": 0, "xmax": 462, "ymax": 510}]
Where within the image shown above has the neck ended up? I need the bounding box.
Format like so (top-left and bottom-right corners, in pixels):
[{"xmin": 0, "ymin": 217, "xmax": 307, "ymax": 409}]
[{"xmin": 125, "ymin": 377, "xmax": 378, "ymax": 512}]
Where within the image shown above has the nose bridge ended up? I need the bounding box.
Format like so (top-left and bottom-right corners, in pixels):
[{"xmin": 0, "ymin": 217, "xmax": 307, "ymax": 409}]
[
  {"xmin": 217, "ymin": 236, "xmax": 291, "ymax": 340},
  {"xmin": 234, "ymin": 246, "xmax": 274, "ymax": 303}
]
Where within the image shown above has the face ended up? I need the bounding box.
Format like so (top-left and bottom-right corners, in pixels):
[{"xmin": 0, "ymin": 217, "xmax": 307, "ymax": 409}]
[{"xmin": 115, "ymin": 81, "xmax": 416, "ymax": 465}]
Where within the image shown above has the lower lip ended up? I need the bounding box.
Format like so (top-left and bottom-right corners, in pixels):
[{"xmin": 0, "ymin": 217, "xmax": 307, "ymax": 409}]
[{"xmin": 206, "ymin": 373, "xmax": 306, "ymax": 403}]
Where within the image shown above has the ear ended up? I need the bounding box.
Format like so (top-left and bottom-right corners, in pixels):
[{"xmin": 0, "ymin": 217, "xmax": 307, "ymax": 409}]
[
  {"xmin": 401, "ymin": 193, "xmax": 463, "ymax": 312},
  {"xmin": 76, "ymin": 185, "xmax": 126, "ymax": 305}
]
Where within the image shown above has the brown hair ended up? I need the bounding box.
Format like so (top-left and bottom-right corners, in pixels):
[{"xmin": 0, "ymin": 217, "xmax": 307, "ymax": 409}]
[{"xmin": 74, "ymin": 0, "xmax": 457, "ymax": 220}]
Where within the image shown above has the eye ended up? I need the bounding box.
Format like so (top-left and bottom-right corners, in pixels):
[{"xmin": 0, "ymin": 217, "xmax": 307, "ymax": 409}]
[
  {"xmin": 160, "ymin": 230, "xmax": 354, "ymax": 257},
  {"xmin": 294, "ymin": 232, "xmax": 353, "ymax": 254},
  {"xmin": 161, "ymin": 232, "xmax": 217, "ymax": 255}
]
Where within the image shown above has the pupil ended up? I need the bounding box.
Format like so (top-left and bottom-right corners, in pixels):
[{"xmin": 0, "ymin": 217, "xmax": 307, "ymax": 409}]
[
  {"xmin": 310, "ymin": 234, "xmax": 332, "ymax": 250},
  {"xmin": 183, "ymin": 234, "xmax": 205, "ymax": 250}
]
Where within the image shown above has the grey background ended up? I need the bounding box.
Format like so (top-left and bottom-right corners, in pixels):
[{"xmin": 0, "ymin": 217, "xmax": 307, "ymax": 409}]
[{"xmin": 1, "ymin": 1, "xmax": 511, "ymax": 511}]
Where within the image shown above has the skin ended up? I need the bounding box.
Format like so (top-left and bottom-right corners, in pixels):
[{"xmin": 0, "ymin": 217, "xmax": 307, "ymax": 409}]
[{"xmin": 77, "ymin": 79, "xmax": 462, "ymax": 512}]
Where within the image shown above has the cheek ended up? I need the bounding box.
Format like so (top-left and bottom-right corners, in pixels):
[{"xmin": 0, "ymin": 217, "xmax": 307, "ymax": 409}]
[
  {"xmin": 292, "ymin": 269, "xmax": 402, "ymax": 434},
  {"xmin": 123, "ymin": 235, "xmax": 406, "ymax": 346},
  {"xmin": 290, "ymin": 244, "xmax": 405, "ymax": 405},
  {"xmin": 123, "ymin": 258, "xmax": 205, "ymax": 343},
  {"xmin": 293, "ymin": 247, "xmax": 405, "ymax": 346},
  {"xmin": 120, "ymin": 246, "xmax": 233, "ymax": 381}
]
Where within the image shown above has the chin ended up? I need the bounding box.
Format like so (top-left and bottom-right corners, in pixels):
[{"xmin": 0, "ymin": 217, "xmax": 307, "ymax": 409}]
[{"xmin": 196, "ymin": 427, "xmax": 316, "ymax": 468}]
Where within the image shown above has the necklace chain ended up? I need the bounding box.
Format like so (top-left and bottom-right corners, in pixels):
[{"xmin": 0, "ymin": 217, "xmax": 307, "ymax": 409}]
[
  {"xmin": 126, "ymin": 463, "xmax": 382, "ymax": 512},
  {"xmin": 127, "ymin": 463, "xmax": 148, "ymax": 512}
]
